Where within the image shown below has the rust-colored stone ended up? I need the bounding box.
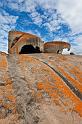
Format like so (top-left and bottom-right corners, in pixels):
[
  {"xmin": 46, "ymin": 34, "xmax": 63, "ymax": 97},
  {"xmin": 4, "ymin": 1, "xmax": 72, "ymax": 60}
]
[
  {"xmin": 0, "ymin": 31, "xmax": 82, "ymax": 124},
  {"xmin": 44, "ymin": 41, "xmax": 71, "ymax": 54},
  {"xmin": 8, "ymin": 31, "xmax": 71, "ymax": 54},
  {"xmin": 8, "ymin": 31, "xmax": 44, "ymax": 54},
  {"xmin": 0, "ymin": 53, "xmax": 82, "ymax": 124}
]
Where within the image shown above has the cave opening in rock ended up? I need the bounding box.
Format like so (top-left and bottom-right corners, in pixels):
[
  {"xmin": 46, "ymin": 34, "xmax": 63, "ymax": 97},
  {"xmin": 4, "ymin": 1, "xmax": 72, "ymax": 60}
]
[{"xmin": 19, "ymin": 45, "xmax": 41, "ymax": 54}]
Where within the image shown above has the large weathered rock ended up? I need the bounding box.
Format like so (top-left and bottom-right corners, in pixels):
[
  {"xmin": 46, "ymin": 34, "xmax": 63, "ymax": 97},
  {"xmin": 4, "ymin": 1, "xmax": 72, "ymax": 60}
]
[
  {"xmin": 44, "ymin": 41, "xmax": 71, "ymax": 54},
  {"xmin": 0, "ymin": 52, "xmax": 82, "ymax": 124},
  {"xmin": 8, "ymin": 31, "xmax": 44, "ymax": 54},
  {"xmin": 8, "ymin": 31, "xmax": 71, "ymax": 55}
]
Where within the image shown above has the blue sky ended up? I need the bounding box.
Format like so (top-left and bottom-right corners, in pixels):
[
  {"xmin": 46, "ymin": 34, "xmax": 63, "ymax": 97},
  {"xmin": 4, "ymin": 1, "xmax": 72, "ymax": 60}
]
[{"xmin": 0, "ymin": 0, "xmax": 82, "ymax": 54}]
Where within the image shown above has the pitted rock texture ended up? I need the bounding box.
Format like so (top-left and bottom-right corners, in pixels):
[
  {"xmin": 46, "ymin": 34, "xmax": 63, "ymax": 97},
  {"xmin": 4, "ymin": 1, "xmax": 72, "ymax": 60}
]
[
  {"xmin": 8, "ymin": 31, "xmax": 44, "ymax": 54},
  {"xmin": 44, "ymin": 41, "xmax": 71, "ymax": 53},
  {"xmin": 8, "ymin": 31, "xmax": 71, "ymax": 55},
  {"xmin": 0, "ymin": 52, "xmax": 82, "ymax": 124}
]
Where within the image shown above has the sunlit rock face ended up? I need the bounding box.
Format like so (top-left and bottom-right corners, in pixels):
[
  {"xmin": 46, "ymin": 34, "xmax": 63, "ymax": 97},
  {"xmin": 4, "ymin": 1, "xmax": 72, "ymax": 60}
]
[
  {"xmin": 0, "ymin": 52, "xmax": 82, "ymax": 124},
  {"xmin": 0, "ymin": 31, "xmax": 81, "ymax": 124},
  {"xmin": 8, "ymin": 31, "xmax": 71, "ymax": 55},
  {"xmin": 8, "ymin": 31, "xmax": 44, "ymax": 54},
  {"xmin": 44, "ymin": 41, "xmax": 71, "ymax": 54}
]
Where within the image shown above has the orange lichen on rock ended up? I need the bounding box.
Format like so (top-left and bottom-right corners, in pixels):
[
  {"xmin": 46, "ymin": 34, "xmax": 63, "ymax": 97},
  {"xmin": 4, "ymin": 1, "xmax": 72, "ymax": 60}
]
[
  {"xmin": 37, "ymin": 79, "xmax": 82, "ymax": 116},
  {"xmin": 0, "ymin": 54, "xmax": 17, "ymax": 121},
  {"xmin": 75, "ymin": 102, "xmax": 82, "ymax": 116},
  {"xmin": 56, "ymin": 66, "xmax": 82, "ymax": 92},
  {"xmin": 37, "ymin": 82, "xmax": 44, "ymax": 90},
  {"xmin": 18, "ymin": 54, "xmax": 34, "ymax": 63},
  {"xmin": 1, "ymin": 83, "xmax": 16, "ymax": 110},
  {"xmin": 30, "ymin": 54, "xmax": 82, "ymax": 117},
  {"xmin": 0, "ymin": 55, "xmax": 7, "ymax": 69},
  {"xmin": 0, "ymin": 52, "xmax": 82, "ymax": 123},
  {"xmin": 70, "ymin": 66, "xmax": 82, "ymax": 83}
]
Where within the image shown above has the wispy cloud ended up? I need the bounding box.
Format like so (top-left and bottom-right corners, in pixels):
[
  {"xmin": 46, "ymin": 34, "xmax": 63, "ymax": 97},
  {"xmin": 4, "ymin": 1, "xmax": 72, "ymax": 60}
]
[
  {"xmin": 57, "ymin": 0, "xmax": 82, "ymax": 33},
  {"xmin": 0, "ymin": 9, "xmax": 18, "ymax": 52},
  {"xmin": 0, "ymin": 0, "xmax": 82, "ymax": 54}
]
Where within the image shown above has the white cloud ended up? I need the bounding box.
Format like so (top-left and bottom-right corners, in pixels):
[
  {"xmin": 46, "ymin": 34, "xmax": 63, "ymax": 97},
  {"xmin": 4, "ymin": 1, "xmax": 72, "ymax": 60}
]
[
  {"xmin": 57, "ymin": 0, "xmax": 82, "ymax": 33},
  {"xmin": 0, "ymin": 0, "xmax": 82, "ymax": 54},
  {"xmin": 71, "ymin": 36, "xmax": 82, "ymax": 55},
  {"xmin": 2, "ymin": 0, "xmax": 82, "ymax": 34},
  {"xmin": 0, "ymin": 14, "xmax": 18, "ymax": 25},
  {"xmin": 31, "ymin": 11, "xmax": 43, "ymax": 25},
  {"xmin": 4, "ymin": 0, "xmax": 57, "ymax": 11},
  {"xmin": 2, "ymin": 0, "xmax": 58, "ymax": 27},
  {"xmin": 0, "ymin": 10, "xmax": 18, "ymax": 52},
  {"xmin": 35, "ymin": 0, "xmax": 57, "ymax": 9},
  {"xmin": 6, "ymin": 0, "xmax": 36, "ymax": 13}
]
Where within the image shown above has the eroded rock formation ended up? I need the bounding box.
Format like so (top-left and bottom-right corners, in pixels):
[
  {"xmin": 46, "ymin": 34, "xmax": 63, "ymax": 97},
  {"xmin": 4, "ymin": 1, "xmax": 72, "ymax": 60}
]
[
  {"xmin": 8, "ymin": 31, "xmax": 71, "ymax": 54},
  {"xmin": 8, "ymin": 31, "xmax": 44, "ymax": 54},
  {"xmin": 0, "ymin": 31, "xmax": 81, "ymax": 124},
  {"xmin": 44, "ymin": 41, "xmax": 71, "ymax": 54}
]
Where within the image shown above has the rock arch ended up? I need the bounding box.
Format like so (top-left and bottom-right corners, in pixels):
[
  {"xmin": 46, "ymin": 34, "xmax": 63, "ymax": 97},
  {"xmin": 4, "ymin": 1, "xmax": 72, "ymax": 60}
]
[{"xmin": 8, "ymin": 31, "xmax": 44, "ymax": 54}]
